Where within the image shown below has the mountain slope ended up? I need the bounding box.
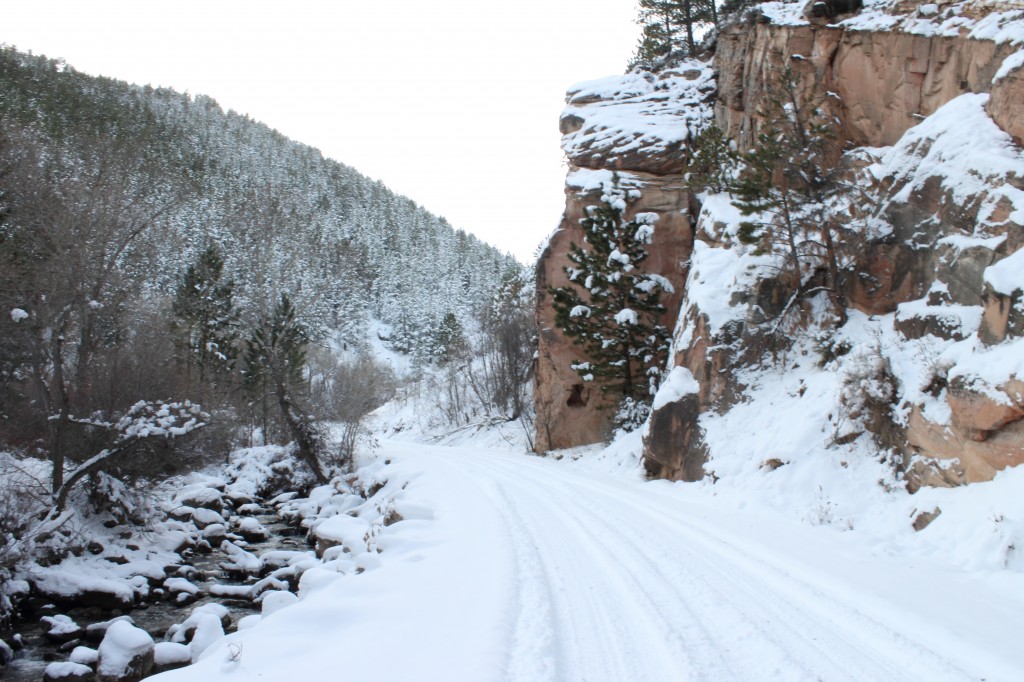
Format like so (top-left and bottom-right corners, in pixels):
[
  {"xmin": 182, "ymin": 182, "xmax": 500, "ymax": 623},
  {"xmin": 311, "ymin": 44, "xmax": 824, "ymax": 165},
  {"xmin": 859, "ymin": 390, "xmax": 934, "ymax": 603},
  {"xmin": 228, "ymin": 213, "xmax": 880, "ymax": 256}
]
[{"xmin": 0, "ymin": 46, "xmax": 520, "ymax": 353}]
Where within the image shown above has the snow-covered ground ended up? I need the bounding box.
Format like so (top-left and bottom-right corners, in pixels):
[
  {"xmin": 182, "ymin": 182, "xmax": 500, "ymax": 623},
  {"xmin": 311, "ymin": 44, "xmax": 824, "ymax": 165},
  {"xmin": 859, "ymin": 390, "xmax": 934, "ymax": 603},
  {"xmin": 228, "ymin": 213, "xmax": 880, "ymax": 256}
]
[{"xmin": 152, "ymin": 438, "xmax": 1024, "ymax": 682}]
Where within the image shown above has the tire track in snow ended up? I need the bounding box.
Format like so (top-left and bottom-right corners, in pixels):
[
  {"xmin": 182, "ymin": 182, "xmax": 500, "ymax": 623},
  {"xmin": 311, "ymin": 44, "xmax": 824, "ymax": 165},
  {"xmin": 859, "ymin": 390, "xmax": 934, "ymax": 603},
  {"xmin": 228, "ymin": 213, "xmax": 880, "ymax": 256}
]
[
  {"xmin": 490, "ymin": 482, "xmax": 558, "ymax": 682},
  {"xmin": 457, "ymin": 451, "xmax": 977, "ymax": 682},
  {"xmin": 494, "ymin": 479, "xmax": 658, "ymax": 681}
]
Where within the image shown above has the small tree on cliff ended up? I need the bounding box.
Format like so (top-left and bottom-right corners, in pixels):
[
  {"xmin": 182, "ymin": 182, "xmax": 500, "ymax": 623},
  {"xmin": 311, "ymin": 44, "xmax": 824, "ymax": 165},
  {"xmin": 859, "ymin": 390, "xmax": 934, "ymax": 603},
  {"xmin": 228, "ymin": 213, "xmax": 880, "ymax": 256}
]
[
  {"xmin": 550, "ymin": 177, "xmax": 673, "ymax": 420},
  {"xmin": 731, "ymin": 68, "xmax": 848, "ymax": 321},
  {"xmin": 632, "ymin": 0, "xmax": 718, "ymax": 64}
]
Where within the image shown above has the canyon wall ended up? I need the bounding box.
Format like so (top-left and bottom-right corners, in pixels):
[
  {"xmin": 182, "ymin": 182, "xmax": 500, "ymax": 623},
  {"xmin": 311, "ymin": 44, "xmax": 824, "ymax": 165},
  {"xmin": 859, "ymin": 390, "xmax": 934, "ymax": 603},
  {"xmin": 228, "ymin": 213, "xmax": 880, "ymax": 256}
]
[{"xmin": 538, "ymin": 0, "xmax": 1024, "ymax": 489}]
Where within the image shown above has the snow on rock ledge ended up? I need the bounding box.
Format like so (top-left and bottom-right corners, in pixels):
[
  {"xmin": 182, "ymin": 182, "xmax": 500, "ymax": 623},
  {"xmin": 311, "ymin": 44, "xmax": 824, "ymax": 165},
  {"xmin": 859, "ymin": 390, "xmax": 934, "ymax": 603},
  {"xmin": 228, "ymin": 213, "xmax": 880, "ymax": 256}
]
[{"xmin": 560, "ymin": 61, "xmax": 715, "ymax": 175}]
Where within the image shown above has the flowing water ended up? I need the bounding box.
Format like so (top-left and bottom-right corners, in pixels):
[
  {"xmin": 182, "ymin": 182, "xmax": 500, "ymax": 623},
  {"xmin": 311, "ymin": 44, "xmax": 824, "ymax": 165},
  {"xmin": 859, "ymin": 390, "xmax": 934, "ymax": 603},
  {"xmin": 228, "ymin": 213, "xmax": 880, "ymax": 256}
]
[{"xmin": 1, "ymin": 508, "xmax": 307, "ymax": 682}]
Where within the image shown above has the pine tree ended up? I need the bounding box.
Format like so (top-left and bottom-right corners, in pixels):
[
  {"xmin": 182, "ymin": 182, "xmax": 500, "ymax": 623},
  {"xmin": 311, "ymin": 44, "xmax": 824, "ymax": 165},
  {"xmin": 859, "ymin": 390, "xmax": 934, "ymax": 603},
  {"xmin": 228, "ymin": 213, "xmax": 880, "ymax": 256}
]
[
  {"xmin": 632, "ymin": 0, "xmax": 718, "ymax": 65},
  {"xmin": 731, "ymin": 68, "xmax": 847, "ymax": 321},
  {"xmin": 550, "ymin": 178, "xmax": 673, "ymax": 408},
  {"xmin": 244, "ymin": 293, "xmax": 326, "ymax": 483},
  {"xmin": 171, "ymin": 243, "xmax": 239, "ymax": 381},
  {"xmin": 433, "ymin": 312, "xmax": 467, "ymax": 364},
  {"xmin": 685, "ymin": 123, "xmax": 738, "ymax": 195}
]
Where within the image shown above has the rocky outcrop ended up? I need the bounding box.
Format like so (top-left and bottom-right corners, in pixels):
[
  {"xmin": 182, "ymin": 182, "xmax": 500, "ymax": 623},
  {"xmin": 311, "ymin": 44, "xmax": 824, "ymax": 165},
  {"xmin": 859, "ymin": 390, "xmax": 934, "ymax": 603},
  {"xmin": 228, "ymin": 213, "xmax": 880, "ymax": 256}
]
[
  {"xmin": 542, "ymin": 2, "xmax": 1024, "ymax": 487},
  {"xmin": 717, "ymin": 4, "xmax": 1022, "ymax": 150},
  {"xmin": 987, "ymin": 52, "xmax": 1024, "ymax": 145},
  {"xmin": 534, "ymin": 64, "xmax": 714, "ymax": 452}
]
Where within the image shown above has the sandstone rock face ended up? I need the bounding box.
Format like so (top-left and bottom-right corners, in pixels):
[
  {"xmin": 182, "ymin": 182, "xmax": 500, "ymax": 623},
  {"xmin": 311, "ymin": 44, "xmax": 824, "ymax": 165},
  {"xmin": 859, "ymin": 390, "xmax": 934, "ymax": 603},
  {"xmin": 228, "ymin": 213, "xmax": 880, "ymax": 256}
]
[
  {"xmin": 948, "ymin": 377, "xmax": 1024, "ymax": 440},
  {"xmin": 988, "ymin": 56, "xmax": 1024, "ymax": 145},
  {"xmin": 543, "ymin": 5, "xmax": 1024, "ymax": 487},
  {"xmin": 534, "ymin": 63, "xmax": 713, "ymax": 452},
  {"xmin": 535, "ymin": 172, "xmax": 694, "ymax": 451},
  {"xmin": 716, "ymin": 19, "xmax": 1019, "ymax": 151},
  {"xmin": 907, "ymin": 404, "xmax": 1024, "ymax": 485},
  {"xmin": 641, "ymin": 392, "xmax": 705, "ymax": 481}
]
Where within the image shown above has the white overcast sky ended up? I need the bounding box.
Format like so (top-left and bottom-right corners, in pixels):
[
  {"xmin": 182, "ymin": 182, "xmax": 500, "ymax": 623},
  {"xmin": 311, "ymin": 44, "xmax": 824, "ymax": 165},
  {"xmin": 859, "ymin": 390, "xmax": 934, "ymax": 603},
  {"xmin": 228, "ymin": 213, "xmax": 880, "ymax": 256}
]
[{"xmin": 3, "ymin": 0, "xmax": 639, "ymax": 261}]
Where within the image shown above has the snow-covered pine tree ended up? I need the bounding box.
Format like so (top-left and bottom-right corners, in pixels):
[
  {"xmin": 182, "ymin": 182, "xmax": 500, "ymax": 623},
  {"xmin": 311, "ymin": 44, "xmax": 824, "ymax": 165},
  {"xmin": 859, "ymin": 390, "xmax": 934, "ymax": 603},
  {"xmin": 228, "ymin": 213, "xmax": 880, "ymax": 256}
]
[
  {"xmin": 550, "ymin": 177, "xmax": 673, "ymax": 419},
  {"xmin": 243, "ymin": 293, "xmax": 326, "ymax": 483},
  {"xmin": 171, "ymin": 243, "xmax": 240, "ymax": 380},
  {"xmin": 632, "ymin": 0, "xmax": 718, "ymax": 65},
  {"xmin": 730, "ymin": 68, "xmax": 848, "ymax": 321}
]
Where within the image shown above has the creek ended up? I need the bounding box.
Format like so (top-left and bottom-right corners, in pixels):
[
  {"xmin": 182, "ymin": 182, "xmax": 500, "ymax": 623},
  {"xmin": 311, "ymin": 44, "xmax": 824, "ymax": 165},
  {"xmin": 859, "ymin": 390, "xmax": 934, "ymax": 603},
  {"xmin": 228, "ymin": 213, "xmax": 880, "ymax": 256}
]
[{"xmin": 1, "ymin": 505, "xmax": 309, "ymax": 682}]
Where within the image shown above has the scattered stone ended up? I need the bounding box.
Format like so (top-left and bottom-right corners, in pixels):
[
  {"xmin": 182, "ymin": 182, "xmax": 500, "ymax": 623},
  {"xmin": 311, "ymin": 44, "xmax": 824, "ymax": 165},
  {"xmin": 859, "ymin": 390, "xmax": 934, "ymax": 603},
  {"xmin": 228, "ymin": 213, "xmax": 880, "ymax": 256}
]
[
  {"xmin": 760, "ymin": 458, "xmax": 786, "ymax": 471},
  {"xmin": 86, "ymin": 541, "xmax": 104, "ymax": 555},
  {"xmin": 43, "ymin": 661, "xmax": 95, "ymax": 681},
  {"xmin": 0, "ymin": 638, "xmax": 13, "ymax": 665},
  {"xmin": 912, "ymin": 507, "xmax": 942, "ymax": 532},
  {"xmin": 96, "ymin": 621, "xmax": 154, "ymax": 682},
  {"xmin": 235, "ymin": 502, "xmax": 262, "ymax": 515}
]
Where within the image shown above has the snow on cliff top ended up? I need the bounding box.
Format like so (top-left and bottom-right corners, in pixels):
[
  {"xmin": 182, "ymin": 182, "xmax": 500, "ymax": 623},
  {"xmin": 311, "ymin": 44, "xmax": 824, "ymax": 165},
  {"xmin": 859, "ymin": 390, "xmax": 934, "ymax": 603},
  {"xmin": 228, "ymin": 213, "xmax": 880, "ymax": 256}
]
[
  {"xmin": 560, "ymin": 60, "xmax": 715, "ymax": 163},
  {"xmin": 758, "ymin": 0, "xmax": 1024, "ymax": 43}
]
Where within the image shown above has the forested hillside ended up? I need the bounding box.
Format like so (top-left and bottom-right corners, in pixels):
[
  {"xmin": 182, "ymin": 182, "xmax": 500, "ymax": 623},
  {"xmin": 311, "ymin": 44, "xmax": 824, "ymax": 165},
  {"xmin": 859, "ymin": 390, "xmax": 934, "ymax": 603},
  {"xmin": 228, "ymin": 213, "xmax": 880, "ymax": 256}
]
[
  {"xmin": 0, "ymin": 44, "xmax": 532, "ymax": 543},
  {"xmin": 0, "ymin": 46, "xmax": 520, "ymax": 354}
]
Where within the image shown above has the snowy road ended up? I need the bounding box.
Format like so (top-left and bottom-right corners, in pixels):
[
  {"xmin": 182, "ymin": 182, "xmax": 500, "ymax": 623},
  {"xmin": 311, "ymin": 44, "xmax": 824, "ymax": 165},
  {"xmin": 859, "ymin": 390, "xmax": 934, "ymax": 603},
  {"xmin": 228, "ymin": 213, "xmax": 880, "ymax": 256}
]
[{"xmin": 156, "ymin": 442, "xmax": 1024, "ymax": 682}]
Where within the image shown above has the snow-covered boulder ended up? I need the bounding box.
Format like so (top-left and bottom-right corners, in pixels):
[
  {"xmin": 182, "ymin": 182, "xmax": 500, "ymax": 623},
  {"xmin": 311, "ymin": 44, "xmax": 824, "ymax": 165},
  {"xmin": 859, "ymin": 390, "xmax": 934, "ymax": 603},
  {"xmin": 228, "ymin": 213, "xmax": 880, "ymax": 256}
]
[
  {"xmin": 219, "ymin": 541, "xmax": 261, "ymax": 576},
  {"xmin": 163, "ymin": 576, "xmax": 201, "ymax": 605},
  {"xmin": 69, "ymin": 645, "xmax": 98, "ymax": 666},
  {"xmin": 96, "ymin": 620, "xmax": 154, "ymax": 682},
  {"xmin": 153, "ymin": 641, "xmax": 191, "ymax": 673},
  {"xmin": 43, "ymin": 662, "xmax": 94, "ymax": 681},
  {"xmin": 186, "ymin": 612, "xmax": 224, "ymax": 663},
  {"xmin": 313, "ymin": 514, "xmax": 370, "ymax": 557},
  {"xmin": 84, "ymin": 616, "xmax": 134, "ymax": 645},
  {"xmin": 190, "ymin": 507, "xmax": 226, "ymax": 529},
  {"xmin": 174, "ymin": 485, "xmax": 224, "ymax": 512},
  {"xmin": 259, "ymin": 590, "xmax": 297, "ymax": 618},
  {"xmin": 41, "ymin": 614, "xmax": 85, "ymax": 643},
  {"xmin": 234, "ymin": 516, "xmax": 270, "ymax": 542},
  {"xmin": 31, "ymin": 569, "xmax": 135, "ymax": 610},
  {"xmin": 200, "ymin": 523, "xmax": 227, "ymax": 547}
]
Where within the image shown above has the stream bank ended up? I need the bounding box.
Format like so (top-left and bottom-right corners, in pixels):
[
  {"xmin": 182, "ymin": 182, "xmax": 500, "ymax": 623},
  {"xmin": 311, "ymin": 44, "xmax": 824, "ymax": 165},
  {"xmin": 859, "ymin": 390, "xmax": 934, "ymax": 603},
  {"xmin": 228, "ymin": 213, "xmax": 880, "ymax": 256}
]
[{"xmin": 0, "ymin": 447, "xmax": 400, "ymax": 682}]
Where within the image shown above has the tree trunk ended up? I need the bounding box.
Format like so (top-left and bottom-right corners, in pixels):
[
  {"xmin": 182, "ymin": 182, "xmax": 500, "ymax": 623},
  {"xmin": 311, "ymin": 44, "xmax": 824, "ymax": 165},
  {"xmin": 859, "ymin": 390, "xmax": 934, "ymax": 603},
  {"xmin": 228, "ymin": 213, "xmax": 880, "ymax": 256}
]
[{"xmin": 275, "ymin": 379, "xmax": 327, "ymax": 484}]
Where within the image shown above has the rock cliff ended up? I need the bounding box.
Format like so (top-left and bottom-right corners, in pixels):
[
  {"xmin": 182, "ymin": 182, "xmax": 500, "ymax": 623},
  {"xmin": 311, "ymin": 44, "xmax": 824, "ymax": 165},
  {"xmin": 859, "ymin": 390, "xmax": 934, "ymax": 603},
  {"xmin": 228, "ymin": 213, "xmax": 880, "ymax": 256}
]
[{"xmin": 536, "ymin": 0, "xmax": 1024, "ymax": 490}]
